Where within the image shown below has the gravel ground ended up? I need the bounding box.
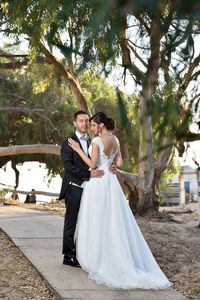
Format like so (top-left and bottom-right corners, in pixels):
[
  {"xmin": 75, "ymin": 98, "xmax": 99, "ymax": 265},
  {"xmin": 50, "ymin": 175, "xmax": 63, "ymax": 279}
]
[
  {"xmin": 0, "ymin": 229, "xmax": 57, "ymax": 300},
  {"xmin": 1, "ymin": 199, "xmax": 200, "ymax": 300}
]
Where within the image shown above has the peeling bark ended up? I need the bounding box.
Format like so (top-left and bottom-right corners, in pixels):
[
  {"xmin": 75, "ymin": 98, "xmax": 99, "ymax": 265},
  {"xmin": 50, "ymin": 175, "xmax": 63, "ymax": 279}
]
[{"xmin": 119, "ymin": 12, "xmax": 177, "ymax": 215}]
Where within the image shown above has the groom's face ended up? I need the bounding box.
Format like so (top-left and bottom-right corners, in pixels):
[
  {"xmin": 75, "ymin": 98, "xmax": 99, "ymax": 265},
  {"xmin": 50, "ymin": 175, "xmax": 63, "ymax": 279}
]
[{"xmin": 74, "ymin": 114, "xmax": 89, "ymax": 134}]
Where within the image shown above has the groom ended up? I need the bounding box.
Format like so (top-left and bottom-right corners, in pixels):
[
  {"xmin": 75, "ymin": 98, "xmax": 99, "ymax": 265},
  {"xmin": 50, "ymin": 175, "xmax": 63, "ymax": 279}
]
[{"xmin": 59, "ymin": 110, "xmax": 115, "ymax": 268}]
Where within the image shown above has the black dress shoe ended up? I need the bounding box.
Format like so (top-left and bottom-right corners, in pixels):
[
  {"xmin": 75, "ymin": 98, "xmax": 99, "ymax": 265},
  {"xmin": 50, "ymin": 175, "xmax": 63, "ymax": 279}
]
[{"xmin": 63, "ymin": 257, "xmax": 81, "ymax": 268}]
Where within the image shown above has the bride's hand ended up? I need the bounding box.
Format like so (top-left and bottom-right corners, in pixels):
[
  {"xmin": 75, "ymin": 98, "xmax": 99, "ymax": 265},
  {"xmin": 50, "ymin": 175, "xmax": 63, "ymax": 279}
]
[{"xmin": 68, "ymin": 138, "xmax": 81, "ymax": 152}]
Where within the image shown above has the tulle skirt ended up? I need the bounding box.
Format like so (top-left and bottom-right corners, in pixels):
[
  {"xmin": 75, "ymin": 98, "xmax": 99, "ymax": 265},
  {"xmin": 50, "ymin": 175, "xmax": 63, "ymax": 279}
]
[{"xmin": 76, "ymin": 169, "xmax": 171, "ymax": 289}]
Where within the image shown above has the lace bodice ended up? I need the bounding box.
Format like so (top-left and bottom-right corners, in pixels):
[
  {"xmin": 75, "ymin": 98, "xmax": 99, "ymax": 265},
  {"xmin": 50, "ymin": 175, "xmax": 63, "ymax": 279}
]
[{"xmin": 89, "ymin": 136, "xmax": 117, "ymax": 167}]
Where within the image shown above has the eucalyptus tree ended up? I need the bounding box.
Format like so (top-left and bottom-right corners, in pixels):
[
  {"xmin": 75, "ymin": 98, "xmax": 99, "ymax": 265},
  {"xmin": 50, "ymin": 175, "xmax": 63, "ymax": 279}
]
[
  {"xmin": 1, "ymin": 1, "xmax": 200, "ymax": 214},
  {"xmin": 54, "ymin": 0, "xmax": 200, "ymax": 214},
  {"xmin": 0, "ymin": 1, "xmax": 93, "ymax": 115}
]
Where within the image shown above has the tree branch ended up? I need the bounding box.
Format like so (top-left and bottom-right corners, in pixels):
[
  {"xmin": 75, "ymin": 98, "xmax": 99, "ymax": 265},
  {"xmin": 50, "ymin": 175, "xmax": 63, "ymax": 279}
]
[
  {"xmin": 127, "ymin": 42, "xmax": 148, "ymax": 68},
  {"xmin": 0, "ymin": 49, "xmax": 20, "ymax": 62},
  {"xmin": 38, "ymin": 41, "xmax": 78, "ymax": 85},
  {"xmin": 0, "ymin": 107, "xmax": 60, "ymax": 133},
  {"xmin": 0, "ymin": 56, "xmax": 52, "ymax": 70},
  {"xmin": 183, "ymin": 132, "xmax": 200, "ymax": 142},
  {"xmin": 0, "ymin": 144, "xmax": 61, "ymax": 157},
  {"xmin": 2, "ymin": 188, "xmax": 59, "ymax": 197},
  {"xmin": 176, "ymin": 131, "xmax": 200, "ymax": 157},
  {"xmin": 0, "ymin": 107, "xmax": 46, "ymax": 113},
  {"xmin": 179, "ymin": 53, "xmax": 200, "ymax": 94},
  {"xmin": 135, "ymin": 14, "xmax": 150, "ymax": 35},
  {"xmin": 38, "ymin": 41, "xmax": 92, "ymax": 115},
  {"xmin": 127, "ymin": 39, "xmax": 150, "ymax": 51},
  {"xmin": 121, "ymin": 42, "xmax": 145, "ymax": 83},
  {"xmin": 184, "ymin": 53, "xmax": 200, "ymax": 88},
  {"xmin": 190, "ymin": 93, "xmax": 200, "ymax": 103},
  {"xmin": 0, "ymin": 59, "xmax": 29, "ymax": 70},
  {"xmin": 118, "ymin": 17, "xmax": 145, "ymax": 83},
  {"xmin": 0, "ymin": 54, "xmax": 28, "ymax": 58},
  {"xmin": 147, "ymin": 7, "xmax": 163, "ymax": 89},
  {"xmin": 38, "ymin": 41, "xmax": 59, "ymax": 67},
  {"xmin": 0, "ymin": 41, "xmax": 91, "ymax": 115},
  {"xmin": 154, "ymin": 137, "xmax": 174, "ymax": 177}
]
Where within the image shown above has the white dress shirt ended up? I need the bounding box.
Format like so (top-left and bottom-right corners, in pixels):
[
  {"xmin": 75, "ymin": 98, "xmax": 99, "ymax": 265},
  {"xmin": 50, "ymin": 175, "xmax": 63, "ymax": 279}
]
[{"xmin": 75, "ymin": 130, "xmax": 89, "ymax": 155}]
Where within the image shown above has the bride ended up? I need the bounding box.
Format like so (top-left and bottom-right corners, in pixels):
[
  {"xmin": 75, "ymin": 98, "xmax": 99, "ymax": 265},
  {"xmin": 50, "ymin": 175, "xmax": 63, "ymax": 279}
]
[{"xmin": 68, "ymin": 112, "xmax": 171, "ymax": 290}]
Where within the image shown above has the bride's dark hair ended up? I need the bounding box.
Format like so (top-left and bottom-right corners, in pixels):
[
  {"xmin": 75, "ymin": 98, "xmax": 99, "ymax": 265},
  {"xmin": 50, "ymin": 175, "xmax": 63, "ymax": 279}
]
[{"xmin": 90, "ymin": 112, "xmax": 115, "ymax": 130}]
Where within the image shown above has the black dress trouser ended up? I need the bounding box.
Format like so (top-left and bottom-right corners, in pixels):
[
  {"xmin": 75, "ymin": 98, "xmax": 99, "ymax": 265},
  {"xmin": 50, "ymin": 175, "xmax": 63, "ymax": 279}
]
[{"xmin": 62, "ymin": 184, "xmax": 83, "ymax": 258}]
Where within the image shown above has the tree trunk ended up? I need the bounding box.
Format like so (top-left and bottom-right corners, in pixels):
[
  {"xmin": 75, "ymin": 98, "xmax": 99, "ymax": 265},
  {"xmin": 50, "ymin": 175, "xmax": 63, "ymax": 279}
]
[
  {"xmin": 136, "ymin": 78, "xmax": 174, "ymax": 215},
  {"xmin": 117, "ymin": 141, "xmax": 173, "ymax": 216},
  {"xmin": 137, "ymin": 81, "xmax": 157, "ymax": 215},
  {"xmin": 0, "ymin": 44, "xmax": 171, "ymax": 215},
  {"xmin": 11, "ymin": 159, "xmax": 19, "ymax": 189},
  {"xmin": 119, "ymin": 17, "xmax": 163, "ymax": 215},
  {"xmin": 11, "ymin": 159, "xmax": 20, "ymax": 200},
  {"xmin": 117, "ymin": 170, "xmax": 139, "ymax": 212}
]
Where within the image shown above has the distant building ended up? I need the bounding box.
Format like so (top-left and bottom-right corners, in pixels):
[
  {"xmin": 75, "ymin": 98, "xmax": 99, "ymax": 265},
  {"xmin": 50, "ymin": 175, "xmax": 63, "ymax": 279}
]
[{"xmin": 161, "ymin": 166, "xmax": 200, "ymax": 206}]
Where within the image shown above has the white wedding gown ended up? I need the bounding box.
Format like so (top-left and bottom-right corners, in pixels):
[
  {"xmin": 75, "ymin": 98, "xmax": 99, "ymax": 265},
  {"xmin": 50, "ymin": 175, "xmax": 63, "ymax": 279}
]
[{"xmin": 76, "ymin": 136, "xmax": 171, "ymax": 289}]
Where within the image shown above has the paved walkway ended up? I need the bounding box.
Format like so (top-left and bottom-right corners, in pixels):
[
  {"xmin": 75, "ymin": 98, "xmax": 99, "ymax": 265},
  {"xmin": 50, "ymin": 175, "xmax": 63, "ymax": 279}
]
[{"xmin": 0, "ymin": 206, "xmax": 188, "ymax": 300}]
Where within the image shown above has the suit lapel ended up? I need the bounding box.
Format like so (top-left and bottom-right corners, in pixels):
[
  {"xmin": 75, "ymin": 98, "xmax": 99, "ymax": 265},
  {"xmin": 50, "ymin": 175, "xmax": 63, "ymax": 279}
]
[
  {"xmin": 72, "ymin": 132, "xmax": 91, "ymax": 157},
  {"xmin": 71, "ymin": 132, "xmax": 84, "ymax": 151}
]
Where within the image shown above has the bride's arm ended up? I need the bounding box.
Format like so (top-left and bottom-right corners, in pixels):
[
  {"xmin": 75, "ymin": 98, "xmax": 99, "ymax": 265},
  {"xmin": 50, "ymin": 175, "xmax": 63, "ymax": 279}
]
[
  {"xmin": 68, "ymin": 138, "xmax": 99, "ymax": 169},
  {"xmin": 113, "ymin": 147, "xmax": 123, "ymax": 168}
]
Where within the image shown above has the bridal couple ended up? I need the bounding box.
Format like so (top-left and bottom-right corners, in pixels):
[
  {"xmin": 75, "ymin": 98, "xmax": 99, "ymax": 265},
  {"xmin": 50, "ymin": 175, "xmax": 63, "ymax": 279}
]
[{"xmin": 59, "ymin": 110, "xmax": 171, "ymax": 289}]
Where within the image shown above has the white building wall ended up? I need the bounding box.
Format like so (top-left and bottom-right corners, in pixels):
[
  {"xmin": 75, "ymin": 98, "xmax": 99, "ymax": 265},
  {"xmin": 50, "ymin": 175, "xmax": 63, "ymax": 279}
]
[
  {"xmin": 164, "ymin": 166, "xmax": 199, "ymax": 204},
  {"xmin": 182, "ymin": 166, "xmax": 199, "ymax": 202}
]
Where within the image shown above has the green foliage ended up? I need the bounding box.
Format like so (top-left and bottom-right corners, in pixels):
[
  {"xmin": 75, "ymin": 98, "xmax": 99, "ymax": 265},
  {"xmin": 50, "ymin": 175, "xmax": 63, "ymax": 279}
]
[
  {"xmin": 79, "ymin": 69, "xmax": 139, "ymax": 172},
  {"xmin": 190, "ymin": 287, "xmax": 200, "ymax": 295},
  {"xmin": 1, "ymin": 0, "xmax": 200, "ymax": 193},
  {"xmin": 0, "ymin": 66, "xmax": 76, "ymax": 176},
  {"xmin": 2, "ymin": 0, "xmax": 200, "ymax": 145},
  {"xmin": 0, "ymin": 65, "xmax": 140, "ymax": 177},
  {"xmin": 151, "ymin": 80, "xmax": 194, "ymax": 154}
]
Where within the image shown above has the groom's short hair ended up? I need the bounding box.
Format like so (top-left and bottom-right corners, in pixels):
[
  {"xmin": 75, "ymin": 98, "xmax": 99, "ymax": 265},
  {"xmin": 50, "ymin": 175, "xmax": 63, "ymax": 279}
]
[{"xmin": 74, "ymin": 110, "xmax": 88, "ymax": 121}]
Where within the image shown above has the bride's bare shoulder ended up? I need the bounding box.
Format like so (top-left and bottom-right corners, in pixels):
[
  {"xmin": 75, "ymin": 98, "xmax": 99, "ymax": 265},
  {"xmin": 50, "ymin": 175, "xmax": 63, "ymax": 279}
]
[{"xmin": 112, "ymin": 135, "xmax": 120, "ymax": 144}]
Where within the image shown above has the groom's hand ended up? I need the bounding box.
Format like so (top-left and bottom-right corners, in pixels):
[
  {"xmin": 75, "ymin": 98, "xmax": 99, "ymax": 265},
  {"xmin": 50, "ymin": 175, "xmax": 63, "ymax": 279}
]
[
  {"xmin": 109, "ymin": 163, "xmax": 117, "ymax": 174},
  {"xmin": 90, "ymin": 169, "xmax": 104, "ymax": 178}
]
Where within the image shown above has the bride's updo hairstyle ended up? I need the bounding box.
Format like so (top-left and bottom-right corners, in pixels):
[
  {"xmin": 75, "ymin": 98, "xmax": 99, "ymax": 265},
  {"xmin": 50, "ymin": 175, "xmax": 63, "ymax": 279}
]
[{"xmin": 90, "ymin": 112, "xmax": 115, "ymax": 130}]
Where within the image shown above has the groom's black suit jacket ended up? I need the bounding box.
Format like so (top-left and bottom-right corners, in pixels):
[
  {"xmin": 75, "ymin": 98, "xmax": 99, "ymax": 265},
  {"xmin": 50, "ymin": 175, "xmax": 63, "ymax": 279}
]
[{"xmin": 59, "ymin": 132, "xmax": 91, "ymax": 200}]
